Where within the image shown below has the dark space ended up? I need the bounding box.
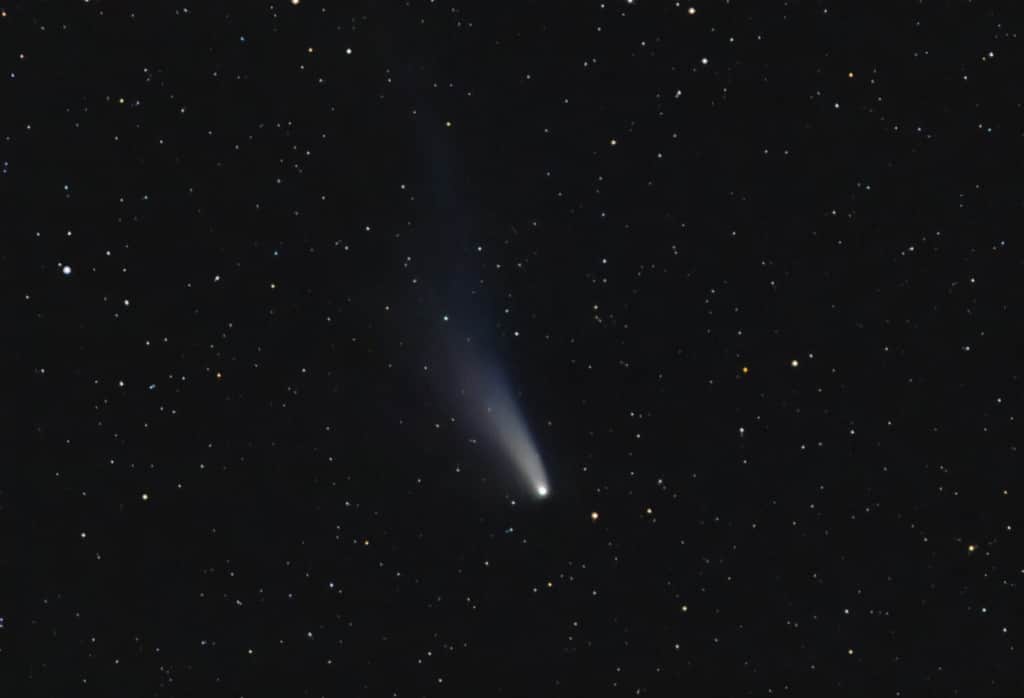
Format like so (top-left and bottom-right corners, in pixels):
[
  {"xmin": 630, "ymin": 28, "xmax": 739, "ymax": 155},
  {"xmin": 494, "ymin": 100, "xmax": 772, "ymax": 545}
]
[{"xmin": 4, "ymin": 2, "xmax": 1022, "ymax": 695}]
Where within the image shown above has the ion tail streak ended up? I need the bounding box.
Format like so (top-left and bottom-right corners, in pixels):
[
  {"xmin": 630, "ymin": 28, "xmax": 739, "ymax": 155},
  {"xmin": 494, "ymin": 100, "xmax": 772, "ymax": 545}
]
[{"xmin": 401, "ymin": 61, "xmax": 550, "ymax": 499}]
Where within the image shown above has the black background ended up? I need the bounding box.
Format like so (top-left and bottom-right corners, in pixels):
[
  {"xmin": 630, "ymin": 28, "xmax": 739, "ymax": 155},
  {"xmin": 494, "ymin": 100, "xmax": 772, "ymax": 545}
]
[{"xmin": 4, "ymin": 1, "xmax": 1022, "ymax": 695}]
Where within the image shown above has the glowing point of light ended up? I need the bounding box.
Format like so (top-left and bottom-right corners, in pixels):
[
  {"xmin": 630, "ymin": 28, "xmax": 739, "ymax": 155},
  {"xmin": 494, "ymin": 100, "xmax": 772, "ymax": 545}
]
[{"xmin": 536, "ymin": 485, "xmax": 549, "ymax": 498}]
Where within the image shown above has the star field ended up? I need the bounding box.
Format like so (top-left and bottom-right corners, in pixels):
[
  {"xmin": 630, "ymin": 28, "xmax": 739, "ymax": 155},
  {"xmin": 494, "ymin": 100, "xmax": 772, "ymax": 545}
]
[{"xmin": 6, "ymin": 2, "xmax": 1023, "ymax": 696}]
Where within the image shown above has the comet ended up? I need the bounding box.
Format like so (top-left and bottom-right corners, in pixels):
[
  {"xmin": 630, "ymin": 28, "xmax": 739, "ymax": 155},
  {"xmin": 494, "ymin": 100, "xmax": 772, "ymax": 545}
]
[
  {"xmin": 458, "ymin": 350, "xmax": 550, "ymax": 499},
  {"xmin": 402, "ymin": 72, "xmax": 551, "ymax": 499}
]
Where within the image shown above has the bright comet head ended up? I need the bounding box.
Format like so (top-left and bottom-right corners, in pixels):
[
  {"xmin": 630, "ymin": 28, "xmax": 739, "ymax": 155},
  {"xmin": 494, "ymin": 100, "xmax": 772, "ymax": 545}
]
[{"xmin": 536, "ymin": 484, "xmax": 549, "ymax": 498}]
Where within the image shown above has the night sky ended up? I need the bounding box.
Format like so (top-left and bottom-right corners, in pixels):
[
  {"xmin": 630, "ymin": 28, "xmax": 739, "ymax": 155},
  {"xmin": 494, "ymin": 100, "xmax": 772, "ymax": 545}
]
[{"xmin": 6, "ymin": 1, "xmax": 1023, "ymax": 695}]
